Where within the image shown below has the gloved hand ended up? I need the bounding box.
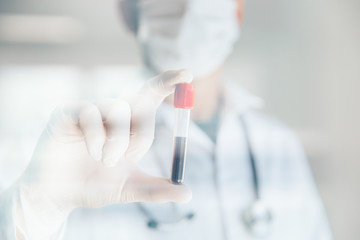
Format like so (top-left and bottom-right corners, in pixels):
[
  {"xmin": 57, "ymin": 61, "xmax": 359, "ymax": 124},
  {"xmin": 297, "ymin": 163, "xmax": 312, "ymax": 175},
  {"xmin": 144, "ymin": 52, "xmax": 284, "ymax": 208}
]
[{"xmin": 11, "ymin": 70, "xmax": 193, "ymax": 239}]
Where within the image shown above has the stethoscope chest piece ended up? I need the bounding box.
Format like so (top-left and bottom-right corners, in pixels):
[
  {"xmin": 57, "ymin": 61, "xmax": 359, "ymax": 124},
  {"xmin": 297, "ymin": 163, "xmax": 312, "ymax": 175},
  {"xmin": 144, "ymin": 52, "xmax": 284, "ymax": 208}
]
[{"xmin": 242, "ymin": 200, "xmax": 273, "ymax": 238}]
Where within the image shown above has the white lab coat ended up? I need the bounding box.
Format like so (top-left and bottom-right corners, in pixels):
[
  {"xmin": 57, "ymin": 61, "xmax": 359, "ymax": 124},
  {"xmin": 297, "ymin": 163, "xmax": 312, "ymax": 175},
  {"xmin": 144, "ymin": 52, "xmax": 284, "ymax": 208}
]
[{"xmin": 63, "ymin": 83, "xmax": 332, "ymax": 240}]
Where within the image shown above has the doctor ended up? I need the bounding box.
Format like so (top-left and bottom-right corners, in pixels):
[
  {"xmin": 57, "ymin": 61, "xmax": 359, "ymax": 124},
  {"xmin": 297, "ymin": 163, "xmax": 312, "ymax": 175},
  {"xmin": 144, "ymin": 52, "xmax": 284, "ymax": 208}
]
[{"xmin": 0, "ymin": 0, "xmax": 332, "ymax": 239}]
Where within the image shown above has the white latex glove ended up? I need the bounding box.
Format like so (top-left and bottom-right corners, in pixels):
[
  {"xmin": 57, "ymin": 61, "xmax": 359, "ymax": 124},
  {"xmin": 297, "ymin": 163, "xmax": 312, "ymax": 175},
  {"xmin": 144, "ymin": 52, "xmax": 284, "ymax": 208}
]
[{"xmin": 11, "ymin": 70, "xmax": 193, "ymax": 240}]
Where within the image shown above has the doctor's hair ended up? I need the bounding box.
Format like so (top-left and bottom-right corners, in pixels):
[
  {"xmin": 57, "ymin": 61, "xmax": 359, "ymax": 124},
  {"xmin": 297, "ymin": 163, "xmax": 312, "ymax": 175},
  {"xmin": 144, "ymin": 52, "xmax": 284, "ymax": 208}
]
[{"xmin": 118, "ymin": 0, "xmax": 139, "ymax": 34}]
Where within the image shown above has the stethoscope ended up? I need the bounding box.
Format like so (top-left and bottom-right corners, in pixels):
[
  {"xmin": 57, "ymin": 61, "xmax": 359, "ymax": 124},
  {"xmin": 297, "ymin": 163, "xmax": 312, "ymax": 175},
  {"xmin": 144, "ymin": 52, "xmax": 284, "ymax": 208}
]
[
  {"xmin": 239, "ymin": 116, "xmax": 273, "ymax": 238},
  {"xmin": 137, "ymin": 115, "xmax": 273, "ymax": 238}
]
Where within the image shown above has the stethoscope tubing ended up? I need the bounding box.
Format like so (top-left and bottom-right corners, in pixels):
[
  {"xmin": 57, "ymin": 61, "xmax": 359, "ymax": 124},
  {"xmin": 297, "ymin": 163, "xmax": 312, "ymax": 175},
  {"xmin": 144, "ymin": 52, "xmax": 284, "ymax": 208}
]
[{"xmin": 239, "ymin": 115, "xmax": 260, "ymax": 200}]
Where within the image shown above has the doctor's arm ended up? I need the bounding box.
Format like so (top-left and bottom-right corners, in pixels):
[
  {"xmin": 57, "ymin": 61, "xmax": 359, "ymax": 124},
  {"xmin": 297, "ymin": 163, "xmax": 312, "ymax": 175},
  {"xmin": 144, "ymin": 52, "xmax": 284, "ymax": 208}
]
[
  {"xmin": 283, "ymin": 129, "xmax": 333, "ymax": 240},
  {"xmin": 0, "ymin": 70, "xmax": 193, "ymax": 240}
]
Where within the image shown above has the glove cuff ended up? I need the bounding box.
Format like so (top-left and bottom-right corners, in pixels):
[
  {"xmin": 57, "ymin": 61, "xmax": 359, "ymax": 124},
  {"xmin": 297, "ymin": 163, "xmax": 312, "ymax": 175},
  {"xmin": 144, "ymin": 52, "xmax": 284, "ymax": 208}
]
[{"xmin": 12, "ymin": 183, "xmax": 70, "ymax": 240}]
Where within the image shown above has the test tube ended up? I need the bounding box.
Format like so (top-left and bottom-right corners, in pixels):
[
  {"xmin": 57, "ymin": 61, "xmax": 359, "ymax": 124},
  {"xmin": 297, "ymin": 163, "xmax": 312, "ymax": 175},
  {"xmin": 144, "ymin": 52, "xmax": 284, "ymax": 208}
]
[{"xmin": 171, "ymin": 83, "xmax": 194, "ymax": 184}]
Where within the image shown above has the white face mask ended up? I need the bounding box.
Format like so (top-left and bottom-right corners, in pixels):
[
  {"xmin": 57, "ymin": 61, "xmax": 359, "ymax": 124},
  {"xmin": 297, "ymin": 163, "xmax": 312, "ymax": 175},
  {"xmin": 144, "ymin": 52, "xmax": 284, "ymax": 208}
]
[{"xmin": 136, "ymin": 0, "xmax": 240, "ymax": 77}]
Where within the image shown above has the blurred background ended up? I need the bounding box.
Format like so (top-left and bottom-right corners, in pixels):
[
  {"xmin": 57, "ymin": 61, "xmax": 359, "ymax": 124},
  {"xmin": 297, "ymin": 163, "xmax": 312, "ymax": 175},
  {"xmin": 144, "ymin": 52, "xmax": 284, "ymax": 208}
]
[{"xmin": 0, "ymin": 0, "xmax": 359, "ymax": 239}]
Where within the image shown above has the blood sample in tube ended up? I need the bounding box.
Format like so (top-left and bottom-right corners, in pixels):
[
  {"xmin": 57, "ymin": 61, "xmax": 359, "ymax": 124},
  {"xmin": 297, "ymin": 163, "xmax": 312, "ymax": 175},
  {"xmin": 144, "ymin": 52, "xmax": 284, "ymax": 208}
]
[{"xmin": 171, "ymin": 83, "xmax": 194, "ymax": 184}]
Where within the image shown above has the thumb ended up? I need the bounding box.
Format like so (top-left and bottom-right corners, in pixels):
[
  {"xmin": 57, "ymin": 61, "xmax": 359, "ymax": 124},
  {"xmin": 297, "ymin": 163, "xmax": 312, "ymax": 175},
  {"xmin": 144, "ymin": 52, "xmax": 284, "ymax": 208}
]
[{"xmin": 123, "ymin": 170, "xmax": 192, "ymax": 204}]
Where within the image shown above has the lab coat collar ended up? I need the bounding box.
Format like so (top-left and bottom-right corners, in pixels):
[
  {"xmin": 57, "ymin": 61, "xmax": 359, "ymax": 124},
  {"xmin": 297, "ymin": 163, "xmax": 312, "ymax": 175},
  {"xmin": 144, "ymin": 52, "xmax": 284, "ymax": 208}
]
[
  {"xmin": 222, "ymin": 81, "xmax": 264, "ymax": 116},
  {"xmin": 156, "ymin": 82, "xmax": 264, "ymax": 151}
]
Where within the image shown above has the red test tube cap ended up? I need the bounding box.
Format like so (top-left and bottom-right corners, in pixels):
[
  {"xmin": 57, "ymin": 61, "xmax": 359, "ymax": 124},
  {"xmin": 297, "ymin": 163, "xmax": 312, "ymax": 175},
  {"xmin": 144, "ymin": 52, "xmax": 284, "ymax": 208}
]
[{"xmin": 174, "ymin": 83, "xmax": 194, "ymax": 109}]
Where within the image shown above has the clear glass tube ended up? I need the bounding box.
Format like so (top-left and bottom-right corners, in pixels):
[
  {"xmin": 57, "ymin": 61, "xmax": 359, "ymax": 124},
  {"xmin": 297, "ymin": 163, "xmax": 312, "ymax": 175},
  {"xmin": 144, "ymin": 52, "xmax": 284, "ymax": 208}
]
[{"xmin": 171, "ymin": 108, "xmax": 191, "ymax": 184}]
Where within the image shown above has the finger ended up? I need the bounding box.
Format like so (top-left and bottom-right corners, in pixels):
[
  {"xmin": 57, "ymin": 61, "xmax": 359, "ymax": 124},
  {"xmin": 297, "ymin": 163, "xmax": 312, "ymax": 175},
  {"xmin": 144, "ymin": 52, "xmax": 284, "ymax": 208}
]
[
  {"xmin": 95, "ymin": 99, "xmax": 131, "ymax": 167},
  {"xmin": 125, "ymin": 99, "xmax": 156, "ymax": 162},
  {"xmin": 77, "ymin": 103, "xmax": 106, "ymax": 161},
  {"xmin": 140, "ymin": 69, "xmax": 193, "ymax": 107},
  {"xmin": 126, "ymin": 70, "xmax": 193, "ymax": 162},
  {"xmin": 123, "ymin": 170, "xmax": 192, "ymax": 204}
]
